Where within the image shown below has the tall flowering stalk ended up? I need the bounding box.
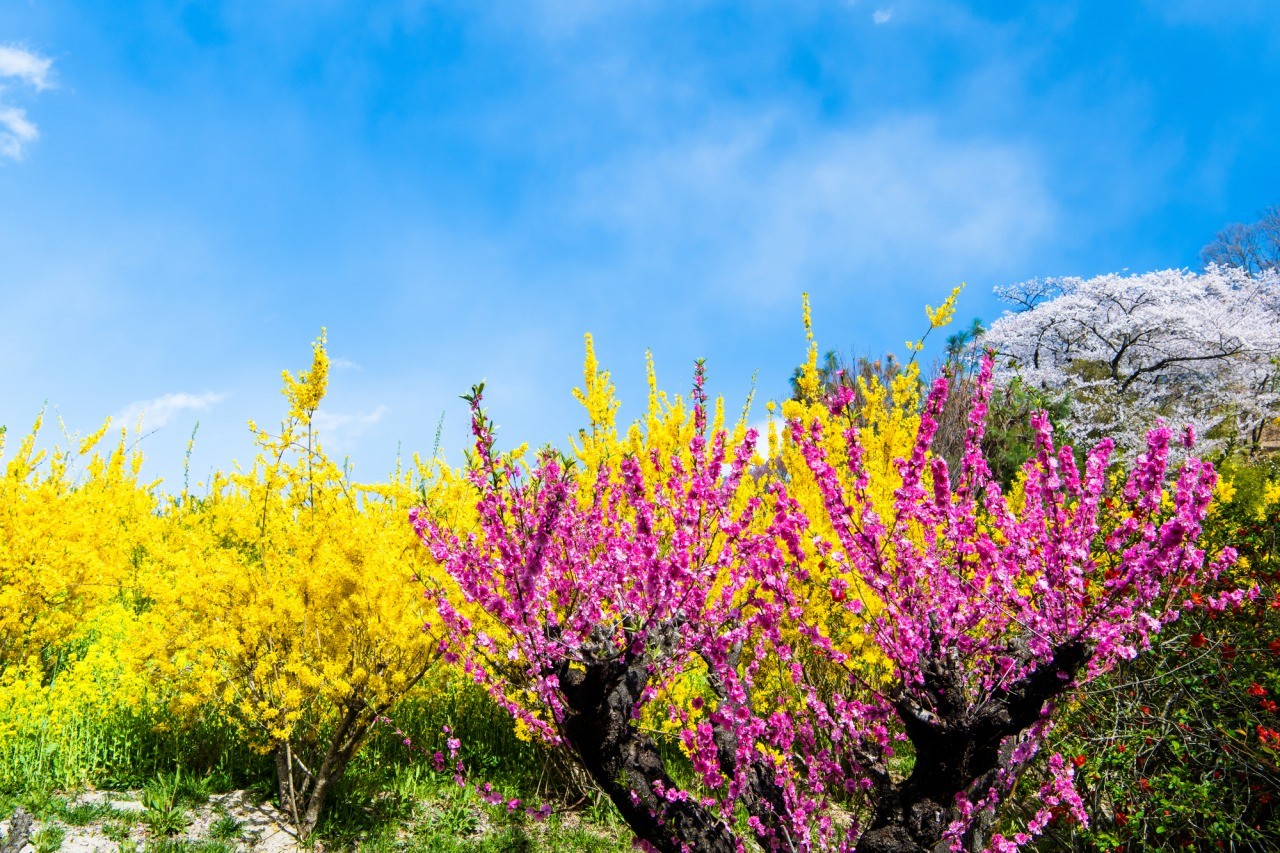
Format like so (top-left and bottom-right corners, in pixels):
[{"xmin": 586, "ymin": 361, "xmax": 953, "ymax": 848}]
[{"xmin": 414, "ymin": 354, "xmax": 1237, "ymax": 853}]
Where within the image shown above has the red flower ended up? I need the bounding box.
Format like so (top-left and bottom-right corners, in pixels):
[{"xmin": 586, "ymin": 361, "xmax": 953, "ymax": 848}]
[
  {"xmin": 1221, "ymin": 644, "xmax": 1238, "ymax": 660},
  {"xmin": 1258, "ymin": 726, "xmax": 1280, "ymax": 748},
  {"xmin": 1072, "ymin": 754, "xmax": 1087, "ymax": 768},
  {"xmin": 1260, "ymin": 699, "xmax": 1279, "ymax": 713},
  {"xmin": 1189, "ymin": 632, "xmax": 1208, "ymax": 648},
  {"xmin": 1269, "ymin": 638, "xmax": 1280, "ymax": 656},
  {"xmin": 1249, "ymin": 682, "xmax": 1269, "ymax": 697}
]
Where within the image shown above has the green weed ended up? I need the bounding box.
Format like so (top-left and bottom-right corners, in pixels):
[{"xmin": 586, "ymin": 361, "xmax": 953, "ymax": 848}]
[
  {"xmin": 31, "ymin": 824, "xmax": 65, "ymax": 853},
  {"xmin": 207, "ymin": 813, "xmax": 242, "ymax": 842}
]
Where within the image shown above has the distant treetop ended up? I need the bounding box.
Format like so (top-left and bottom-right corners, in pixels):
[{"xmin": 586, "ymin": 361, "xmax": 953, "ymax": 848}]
[{"xmin": 1201, "ymin": 206, "xmax": 1280, "ymax": 274}]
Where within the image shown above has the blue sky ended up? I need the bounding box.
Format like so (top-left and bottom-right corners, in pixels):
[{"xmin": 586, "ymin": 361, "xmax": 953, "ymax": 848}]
[{"xmin": 2, "ymin": 1, "xmax": 1278, "ymax": 487}]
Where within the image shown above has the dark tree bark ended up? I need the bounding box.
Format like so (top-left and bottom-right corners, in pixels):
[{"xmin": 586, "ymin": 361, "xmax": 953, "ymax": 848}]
[
  {"xmin": 855, "ymin": 640, "xmax": 1090, "ymax": 853},
  {"xmin": 0, "ymin": 807, "xmax": 31, "ymax": 853},
  {"xmin": 555, "ymin": 651, "xmax": 742, "ymax": 853},
  {"xmin": 551, "ymin": 621, "xmax": 800, "ymax": 853}
]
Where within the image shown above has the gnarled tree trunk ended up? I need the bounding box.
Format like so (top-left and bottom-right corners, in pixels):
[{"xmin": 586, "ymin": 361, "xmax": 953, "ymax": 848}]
[
  {"xmin": 856, "ymin": 640, "xmax": 1090, "ymax": 853},
  {"xmin": 557, "ymin": 651, "xmax": 741, "ymax": 853}
]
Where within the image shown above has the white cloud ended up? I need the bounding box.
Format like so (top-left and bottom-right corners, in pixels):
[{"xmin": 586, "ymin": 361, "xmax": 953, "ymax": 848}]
[
  {"xmin": 330, "ymin": 356, "xmax": 363, "ymax": 371},
  {"xmin": 0, "ymin": 45, "xmax": 53, "ymax": 161},
  {"xmin": 573, "ymin": 113, "xmax": 1056, "ymax": 306},
  {"xmin": 312, "ymin": 405, "xmax": 390, "ymax": 451},
  {"xmin": 0, "ymin": 46, "xmax": 53, "ymax": 90},
  {"xmin": 873, "ymin": 7, "xmax": 894, "ymax": 24},
  {"xmin": 0, "ymin": 106, "xmax": 37, "ymax": 160},
  {"xmin": 115, "ymin": 391, "xmax": 228, "ymax": 430}
]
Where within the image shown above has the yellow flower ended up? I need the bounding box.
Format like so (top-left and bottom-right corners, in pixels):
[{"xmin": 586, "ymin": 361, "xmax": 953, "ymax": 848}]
[
  {"xmin": 925, "ymin": 284, "xmax": 964, "ymax": 329},
  {"xmin": 281, "ymin": 328, "xmax": 330, "ymax": 422}
]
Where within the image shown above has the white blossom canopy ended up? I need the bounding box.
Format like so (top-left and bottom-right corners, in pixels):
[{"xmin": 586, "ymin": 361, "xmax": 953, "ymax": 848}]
[{"xmin": 983, "ymin": 266, "xmax": 1280, "ymax": 456}]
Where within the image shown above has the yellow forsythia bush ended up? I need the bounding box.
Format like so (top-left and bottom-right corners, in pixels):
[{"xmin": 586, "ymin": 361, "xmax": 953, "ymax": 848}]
[
  {"xmin": 0, "ymin": 416, "xmax": 164, "ymax": 785},
  {"xmin": 0, "ymin": 298, "xmax": 975, "ymax": 832},
  {"xmin": 0, "ymin": 417, "xmax": 156, "ymax": 680},
  {"xmin": 135, "ymin": 330, "xmax": 451, "ymax": 833},
  {"xmin": 0, "ymin": 332, "xmax": 474, "ymax": 831}
]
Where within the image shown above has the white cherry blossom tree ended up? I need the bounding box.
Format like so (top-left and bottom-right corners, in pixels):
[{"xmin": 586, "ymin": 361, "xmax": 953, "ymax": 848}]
[{"xmin": 982, "ymin": 266, "xmax": 1280, "ymax": 456}]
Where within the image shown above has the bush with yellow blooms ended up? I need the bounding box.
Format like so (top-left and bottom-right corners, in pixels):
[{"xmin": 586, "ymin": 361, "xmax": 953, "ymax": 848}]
[
  {"xmin": 0, "ymin": 417, "xmax": 164, "ymax": 786},
  {"xmin": 135, "ymin": 330, "xmax": 448, "ymax": 833}
]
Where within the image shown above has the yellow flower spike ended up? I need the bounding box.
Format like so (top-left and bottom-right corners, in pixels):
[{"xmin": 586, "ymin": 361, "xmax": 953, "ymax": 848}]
[
  {"xmin": 765, "ymin": 400, "xmax": 779, "ymax": 461},
  {"xmin": 794, "ymin": 293, "xmax": 822, "ymax": 404},
  {"xmin": 1259, "ymin": 480, "xmax": 1280, "ymax": 521},
  {"xmin": 281, "ymin": 328, "xmax": 330, "ymax": 423},
  {"xmin": 925, "ymin": 284, "xmax": 964, "ymax": 329},
  {"xmin": 77, "ymin": 419, "xmax": 112, "ymax": 457},
  {"xmin": 1213, "ymin": 476, "xmax": 1237, "ymax": 507},
  {"xmin": 572, "ymin": 334, "xmax": 621, "ymax": 435}
]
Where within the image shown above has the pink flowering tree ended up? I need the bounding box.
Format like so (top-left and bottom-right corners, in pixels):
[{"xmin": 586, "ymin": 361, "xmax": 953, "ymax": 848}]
[{"xmin": 412, "ymin": 357, "xmax": 1237, "ymax": 853}]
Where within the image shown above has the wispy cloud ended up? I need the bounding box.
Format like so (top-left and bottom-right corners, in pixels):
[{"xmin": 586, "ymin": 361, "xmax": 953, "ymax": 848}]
[
  {"xmin": 115, "ymin": 391, "xmax": 228, "ymax": 430},
  {"xmin": 0, "ymin": 106, "xmax": 38, "ymax": 160},
  {"xmin": 0, "ymin": 45, "xmax": 53, "ymax": 160},
  {"xmin": 0, "ymin": 46, "xmax": 53, "ymax": 89},
  {"xmin": 872, "ymin": 8, "xmax": 894, "ymax": 24},
  {"xmin": 313, "ymin": 405, "xmax": 390, "ymax": 451},
  {"xmin": 574, "ymin": 114, "xmax": 1055, "ymax": 306}
]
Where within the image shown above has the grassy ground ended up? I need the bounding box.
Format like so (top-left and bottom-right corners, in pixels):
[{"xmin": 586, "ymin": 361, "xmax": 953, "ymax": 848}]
[
  {"xmin": 1, "ymin": 781, "xmax": 632, "ymax": 852},
  {"xmin": 0, "ymin": 671, "xmax": 633, "ymax": 851}
]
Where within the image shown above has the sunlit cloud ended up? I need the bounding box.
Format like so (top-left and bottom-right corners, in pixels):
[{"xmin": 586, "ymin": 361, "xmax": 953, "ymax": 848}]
[
  {"xmin": 0, "ymin": 46, "xmax": 53, "ymax": 90},
  {"xmin": 0, "ymin": 45, "xmax": 53, "ymax": 160},
  {"xmin": 313, "ymin": 405, "xmax": 391, "ymax": 453},
  {"xmin": 575, "ymin": 114, "xmax": 1056, "ymax": 306},
  {"xmin": 116, "ymin": 391, "xmax": 228, "ymax": 430}
]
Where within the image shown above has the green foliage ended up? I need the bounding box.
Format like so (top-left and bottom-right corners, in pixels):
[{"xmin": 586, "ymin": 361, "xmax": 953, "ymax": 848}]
[
  {"xmin": 102, "ymin": 817, "xmax": 135, "ymax": 843},
  {"xmin": 141, "ymin": 771, "xmax": 193, "ymax": 837},
  {"xmin": 31, "ymin": 824, "xmax": 64, "ymax": 853},
  {"xmin": 44, "ymin": 797, "xmax": 113, "ymax": 827},
  {"xmin": 206, "ymin": 814, "xmax": 242, "ymax": 842},
  {"xmin": 0, "ymin": 695, "xmax": 268, "ymax": 794}
]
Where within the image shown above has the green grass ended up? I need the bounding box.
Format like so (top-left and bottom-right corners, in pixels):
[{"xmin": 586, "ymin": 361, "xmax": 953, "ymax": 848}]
[
  {"xmin": 43, "ymin": 797, "xmax": 115, "ymax": 827},
  {"xmin": 0, "ymin": 702, "xmax": 269, "ymax": 796},
  {"xmin": 206, "ymin": 813, "xmax": 243, "ymax": 842},
  {"xmin": 31, "ymin": 824, "xmax": 65, "ymax": 853}
]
